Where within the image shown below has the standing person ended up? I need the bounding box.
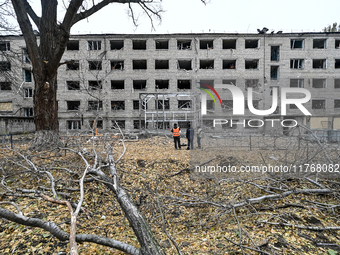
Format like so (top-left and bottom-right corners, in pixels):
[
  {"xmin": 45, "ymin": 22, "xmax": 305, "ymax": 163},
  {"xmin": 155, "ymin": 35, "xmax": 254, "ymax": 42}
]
[
  {"xmin": 186, "ymin": 123, "xmax": 194, "ymax": 150},
  {"xmin": 197, "ymin": 126, "xmax": 202, "ymax": 149},
  {"xmin": 171, "ymin": 123, "xmax": 181, "ymax": 150}
]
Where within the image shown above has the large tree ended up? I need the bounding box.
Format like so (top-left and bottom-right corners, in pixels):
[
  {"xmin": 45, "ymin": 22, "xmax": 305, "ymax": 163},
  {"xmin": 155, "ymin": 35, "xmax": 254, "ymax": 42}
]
[{"xmin": 9, "ymin": 0, "xmax": 164, "ymax": 150}]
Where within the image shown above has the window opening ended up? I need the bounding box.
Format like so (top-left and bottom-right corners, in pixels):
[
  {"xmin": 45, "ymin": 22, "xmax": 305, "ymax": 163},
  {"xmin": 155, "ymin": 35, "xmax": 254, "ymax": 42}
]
[
  {"xmin": 155, "ymin": 60, "xmax": 169, "ymax": 69},
  {"xmin": 111, "ymin": 80, "xmax": 124, "ymax": 89},
  {"xmin": 223, "ymin": 60, "xmax": 236, "ymax": 69},
  {"xmin": 111, "ymin": 60, "xmax": 124, "ymax": 70},
  {"xmin": 177, "ymin": 80, "xmax": 191, "ymax": 90},
  {"xmin": 111, "ymin": 101, "xmax": 125, "ymax": 110},
  {"xmin": 67, "ymin": 40, "xmax": 79, "ymax": 50},
  {"xmin": 133, "ymin": 80, "xmax": 146, "ymax": 90},
  {"xmin": 155, "ymin": 80, "xmax": 169, "ymax": 89},
  {"xmin": 222, "ymin": 39, "xmax": 236, "ymax": 49},
  {"xmin": 110, "ymin": 40, "xmax": 124, "ymax": 50}
]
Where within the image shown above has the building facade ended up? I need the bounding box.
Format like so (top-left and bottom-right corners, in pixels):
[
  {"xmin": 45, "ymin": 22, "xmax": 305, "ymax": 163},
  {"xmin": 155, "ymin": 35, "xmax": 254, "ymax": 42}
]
[{"xmin": 1, "ymin": 32, "xmax": 340, "ymax": 134}]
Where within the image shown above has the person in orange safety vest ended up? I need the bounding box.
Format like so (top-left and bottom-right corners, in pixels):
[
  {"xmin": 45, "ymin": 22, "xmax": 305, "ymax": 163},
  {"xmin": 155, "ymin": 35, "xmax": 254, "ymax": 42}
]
[{"xmin": 171, "ymin": 123, "xmax": 181, "ymax": 149}]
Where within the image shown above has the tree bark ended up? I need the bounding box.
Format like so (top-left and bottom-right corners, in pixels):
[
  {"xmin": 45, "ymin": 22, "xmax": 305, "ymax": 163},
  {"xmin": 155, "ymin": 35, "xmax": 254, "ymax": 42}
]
[{"xmin": 89, "ymin": 166, "xmax": 165, "ymax": 255}]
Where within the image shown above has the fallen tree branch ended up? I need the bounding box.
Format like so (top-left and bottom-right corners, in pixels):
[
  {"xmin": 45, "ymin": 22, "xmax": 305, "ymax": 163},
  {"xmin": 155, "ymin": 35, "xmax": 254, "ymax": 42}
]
[
  {"xmin": 0, "ymin": 207, "xmax": 140, "ymax": 255},
  {"xmin": 258, "ymin": 220, "xmax": 340, "ymax": 230}
]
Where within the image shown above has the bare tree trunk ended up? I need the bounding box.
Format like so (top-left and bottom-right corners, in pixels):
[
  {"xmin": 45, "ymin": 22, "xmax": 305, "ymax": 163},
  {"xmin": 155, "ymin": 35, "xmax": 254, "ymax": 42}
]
[{"xmin": 30, "ymin": 74, "xmax": 63, "ymax": 151}]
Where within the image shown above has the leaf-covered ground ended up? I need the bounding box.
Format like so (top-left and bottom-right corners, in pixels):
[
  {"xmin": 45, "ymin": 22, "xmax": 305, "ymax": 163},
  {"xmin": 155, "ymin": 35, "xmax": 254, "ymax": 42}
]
[{"xmin": 1, "ymin": 136, "xmax": 340, "ymax": 254}]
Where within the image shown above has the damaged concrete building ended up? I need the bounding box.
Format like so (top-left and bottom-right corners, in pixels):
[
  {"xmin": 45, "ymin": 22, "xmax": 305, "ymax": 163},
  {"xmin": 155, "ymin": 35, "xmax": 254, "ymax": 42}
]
[{"xmin": 1, "ymin": 32, "xmax": 340, "ymax": 134}]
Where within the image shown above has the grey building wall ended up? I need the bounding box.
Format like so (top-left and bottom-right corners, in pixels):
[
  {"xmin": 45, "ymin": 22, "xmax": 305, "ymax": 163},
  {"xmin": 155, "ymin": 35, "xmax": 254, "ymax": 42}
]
[{"xmin": 1, "ymin": 32, "xmax": 340, "ymax": 134}]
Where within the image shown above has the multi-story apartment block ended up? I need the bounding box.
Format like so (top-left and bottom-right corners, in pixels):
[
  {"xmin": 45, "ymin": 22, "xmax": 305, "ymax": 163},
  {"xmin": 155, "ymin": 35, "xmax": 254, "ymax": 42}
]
[{"xmin": 1, "ymin": 32, "xmax": 340, "ymax": 134}]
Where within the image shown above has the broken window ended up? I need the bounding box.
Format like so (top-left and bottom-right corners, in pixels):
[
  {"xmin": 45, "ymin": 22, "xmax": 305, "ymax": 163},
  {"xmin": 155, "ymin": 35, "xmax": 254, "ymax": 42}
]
[
  {"xmin": 89, "ymin": 120, "xmax": 103, "ymax": 129},
  {"xmin": 133, "ymin": 80, "xmax": 146, "ymax": 90},
  {"xmin": 222, "ymin": 60, "xmax": 236, "ymax": 69},
  {"xmin": 111, "ymin": 60, "xmax": 124, "ymax": 70},
  {"xmin": 177, "ymin": 39, "xmax": 191, "ymax": 50},
  {"xmin": 313, "ymin": 59, "xmax": 326, "ymax": 69},
  {"xmin": 245, "ymin": 79, "xmax": 259, "ymax": 89},
  {"xmin": 271, "ymin": 46, "xmax": 280, "ymax": 61},
  {"xmin": 177, "ymin": 80, "xmax": 191, "ymax": 90},
  {"xmin": 156, "ymin": 99, "xmax": 170, "ymax": 110},
  {"xmin": 222, "ymin": 100, "xmax": 233, "ymax": 111},
  {"xmin": 0, "ymin": 82, "xmax": 11, "ymax": 90},
  {"xmin": 207, "ymin": 100, "xmax": 215, "ymax": 111},
  {"xmin": 0, "ymin": 42, "xmax": 10, "ymax": 51},
  {"xmin": 178, "ymin": 100, "xmax": 191, "ymax": 109},
  {"xmin": 66, "ymin": 81, "xmax": 80, "ymax": 90},
  {"xmin": 133, "ymin": 100, "xmax": 139, "ymax": 110},
  {"xmin": 88, "ymin": 80, "xmax": 102, "ymax": 90},
  {"xmin": 312, "ymin": 100, "xmax": 325, "ymax": 109},
  {"xmin": 112, "ymin": 120, "xmax": 125, "ymax": 129},
  {"xmin": 155, "ymin": 60, "xmax": 169, "ymax": 69},
  {"xmin": 67, "ymin": 101, "xmax": 80, "ymax": 111},
  {"xmin": 291, "ymin": 39, "xmax": 304, "ymax": 49},
  {"xmin": 334, "ymin": 99, "xmax": 340, "ymax": 108},
  {"xmin": 111, "ymin": 80, "xmax": 124, "ymax": 89},
  {"xmin": 270, "ymin": 66, "xmax": 279, "ymax": 80},
  {"xmin": 111, "ymin": 101, "xmax": 125, "ymax": 110},
  {"xmin": 88, "ymin": 60, "xmax": 102, "ymax": 70},
  {"xmin": 133, "ymin": 40, "xmax": 147, "ymax": 50},
  {"xmin": 313, "ymin": 39, "xmax": 327, "ymax": 49},
  {"xmin": 133, "ymin": 100, "xmax": 147, "ymax": 110},
  {"xmin": 223, "ymin": 79, "xmax": 237, "ymax": 86},
  {"xmin": 155, "ymin": 40, "xmax": 169, "ymax": 49},
  {"xmin": 22, "ymin": 48, "xmax": 31, "ymax": 63},
  {"xmin": 132, "ymin": 60, "xmax": 147, "ymax": 70},
  {"xmin": 0, "ymin": 61, "xmax": 11, "ymax": 71},
  {"xmin": 24, "ymin": 88, "xmax": 33, "ymax": 97},
  {"xmin": 200, "ymin": 39, "xmax": 214, "ymax": 49},
  {"xmin": 24, "ymin": 108, "xmax": 33, "ymax": 117},
  {"xmin": 245, "ymin": 59, "xmax": 259, "ymax": 69},
  {"xmin": 312, "ymin": 79, "xmax": 326, "ymax": 88},
  {"xmin": 87, "ymin": 40, "xmax": 101, "ymax": 50},
  {"xmin": 245, "ymin": 39, "xmax": 259, "ymax": 49},
  {"xmin": 133, "ymin": 120, "xmax": 146, "ymax": 129},
  {"xmin": 223, "ymin": 39, "xmax": 236, "ymax": 49},
  {"xmin": 66, "ymin": 40, "xmax": 79, "ymax": 50},
  {"xmin": 290, "ymin": 59, "xmax": 304, "ymax": 69},
  {"xmin": 199, "ymin": 80, "xmax": 214, "ymax": 88},
  {"xmin": 336, "ymin": 39, "xmax": 340, "ymax": 49},
  {"xmin": 335, "ymin": 79, "xmax": 340, "ymax": 88},
  {"xmin": 177, "ymin": 60, "xmax": 192, "ymax": 70},
  {"xmin": 155, "ymin": 80, "xmax": 169, "ymax": 89},
  {"xmin": 0, "ymin": 102, "xmax": 12, "ymax": 112},
  {"xmin": 200, "ymin": 59, "xmax": 214, "ymax": 69},
  {"xmin": 88, "ymin": 101, "xmax": 103, "ymax": 111},
  {"xmin": 110, "ymin": 40, "xmax": 124, "ymax": 50},
  {"xmin": 290, "ymin": 79, "xmax": 304, "ymax": 88},
  {"xmin": 66, "ymin": 61, "xmax": 79, "ymax": 70},
  {"xmin": 67, "ymin": 120, "xmax": 81, "ymax": 130},
  {"xmin": 24, "ymin": 69, "xmax": 32, "ymax": 82},
  {"xmin": 335, "ymin": 59, "xmax": 340, "ymax": 69}
]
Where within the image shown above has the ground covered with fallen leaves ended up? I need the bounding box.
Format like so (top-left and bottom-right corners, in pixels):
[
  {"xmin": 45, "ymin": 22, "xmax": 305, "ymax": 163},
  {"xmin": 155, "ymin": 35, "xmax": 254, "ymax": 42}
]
[{"xmin": 1, "ymin": 135, "xmax": 340, "ymax": 254}]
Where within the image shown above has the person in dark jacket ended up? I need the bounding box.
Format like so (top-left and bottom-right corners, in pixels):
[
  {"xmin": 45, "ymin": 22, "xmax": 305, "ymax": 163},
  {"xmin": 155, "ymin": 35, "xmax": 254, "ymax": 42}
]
[
  {"xmin": 171, "ymin": 123, "xmax": 181, "ymax": 149},
  {"xmin": 186, "ymin": 123, "xmax": 194, "ymax": 150}
]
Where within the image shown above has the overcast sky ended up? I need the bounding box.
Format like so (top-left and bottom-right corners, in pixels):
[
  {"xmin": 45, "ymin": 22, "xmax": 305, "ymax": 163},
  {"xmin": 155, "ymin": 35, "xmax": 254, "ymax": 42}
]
[{"xmin": 69, "ymin": 0, "xmax": 340, "ymax": 35}]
